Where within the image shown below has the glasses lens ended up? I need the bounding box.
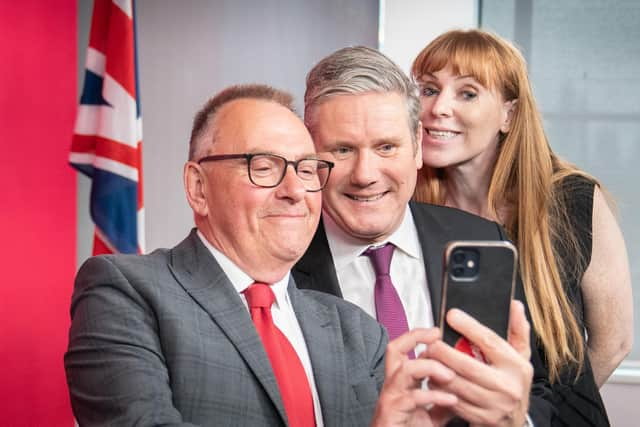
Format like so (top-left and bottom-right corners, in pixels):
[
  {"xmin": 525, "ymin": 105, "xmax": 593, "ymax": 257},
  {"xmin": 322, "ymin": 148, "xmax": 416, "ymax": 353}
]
[
  {"xmin": 296, "ymin": 159, "xmax": 321, "ymax": 191},
  {"xmin": 249, "ymin": 154, "xmax": 284, "ymax": 187},
  {"xmin": 299, "ymin": 159, "xmax": 332, "ymax": 191}
]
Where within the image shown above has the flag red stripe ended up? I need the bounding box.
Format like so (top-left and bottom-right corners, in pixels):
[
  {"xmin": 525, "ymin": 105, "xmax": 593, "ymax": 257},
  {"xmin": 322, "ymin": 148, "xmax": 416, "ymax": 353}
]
[
  {"xmin": 105, "ymin": 3, "xmax": 135, "ymax": 97},
  {"xmin": 71, "ymin": 134, "xmax": 141, "ymax": 169},
  {"xmin": 88, "ymin": 0, "xmax": 111, "ymax": 54},
  {"xmin": 93, "ymin": 230, "xmax": 114, "ymax": 255}
]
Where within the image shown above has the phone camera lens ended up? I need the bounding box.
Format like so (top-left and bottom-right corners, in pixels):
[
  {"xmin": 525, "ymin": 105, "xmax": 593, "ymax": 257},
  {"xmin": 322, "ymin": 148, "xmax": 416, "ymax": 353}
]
[
  {"xmin": 453, "ymin": 267, "xmax": 465, "ymax": 277},
  {"xmin": 453, "ymin": 251, "xmax": 466, "ymax": 264}
]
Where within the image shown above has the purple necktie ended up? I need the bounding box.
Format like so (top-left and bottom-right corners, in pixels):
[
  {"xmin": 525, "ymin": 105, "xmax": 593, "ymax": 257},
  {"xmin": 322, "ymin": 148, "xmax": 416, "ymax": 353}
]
[{"xmin": 364, "ymin": 243, "xmax": 414, "ymax": 359}]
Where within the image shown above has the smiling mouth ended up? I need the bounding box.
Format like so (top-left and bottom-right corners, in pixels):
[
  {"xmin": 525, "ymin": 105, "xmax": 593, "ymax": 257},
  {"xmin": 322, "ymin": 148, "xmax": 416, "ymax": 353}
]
[
  {"xmin": 346, "ymin": 192, "xmax": 387, "ymax": 202},
  {"xmin": 427, "ymin": 129, "xmax": 460, "ymax": 140}
]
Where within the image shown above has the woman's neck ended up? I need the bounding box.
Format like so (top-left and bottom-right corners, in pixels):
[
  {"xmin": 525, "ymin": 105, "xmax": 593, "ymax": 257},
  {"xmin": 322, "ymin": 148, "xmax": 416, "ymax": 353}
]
[
  {"xmin": 443, "ymin": 166, "xmax": 494, "ymax": 220},
  {"xmin": 441, "ymin": 145, "xmax": 508, "ymax": 223}
]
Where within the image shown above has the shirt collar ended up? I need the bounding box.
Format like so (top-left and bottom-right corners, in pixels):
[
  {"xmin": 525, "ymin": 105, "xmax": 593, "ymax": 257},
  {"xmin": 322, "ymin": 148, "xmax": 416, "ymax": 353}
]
[
  {"xmin": 196, "ymin": 230, "xmax": 290, "ymax": 308},
  {"xmin": 322, "ymin": 205, "xmax": 422, "ymax": 270}
]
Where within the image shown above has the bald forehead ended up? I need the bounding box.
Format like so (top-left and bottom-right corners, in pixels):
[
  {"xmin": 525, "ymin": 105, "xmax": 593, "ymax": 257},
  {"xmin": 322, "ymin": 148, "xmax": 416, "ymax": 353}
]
[{"xmin": 208, "ymin": 98, "xmax": 315, "ymax": 156}]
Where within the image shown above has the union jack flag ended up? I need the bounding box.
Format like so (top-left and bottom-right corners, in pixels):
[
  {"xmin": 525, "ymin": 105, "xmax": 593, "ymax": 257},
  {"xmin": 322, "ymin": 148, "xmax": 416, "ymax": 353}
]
[{"xmin": 69, "ymin": 0, "xmax": 144, "ymax": 255}]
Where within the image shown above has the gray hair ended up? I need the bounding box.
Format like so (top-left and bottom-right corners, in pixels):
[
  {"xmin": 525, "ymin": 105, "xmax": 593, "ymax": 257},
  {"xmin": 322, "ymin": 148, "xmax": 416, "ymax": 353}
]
[
  {"xmin": 189, "ymin": 84, "xmax": 295, "ymax": 160},
  {"xmin": 304, "ymin": 46, "xmax": 421, "ymax": 143}
]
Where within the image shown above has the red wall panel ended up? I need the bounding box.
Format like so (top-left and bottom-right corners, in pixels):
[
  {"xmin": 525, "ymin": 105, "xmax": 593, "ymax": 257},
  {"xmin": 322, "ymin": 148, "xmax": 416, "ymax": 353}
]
[{"xmin": 0, "ymin": 1, "xmax": 77, "ymax": 425}]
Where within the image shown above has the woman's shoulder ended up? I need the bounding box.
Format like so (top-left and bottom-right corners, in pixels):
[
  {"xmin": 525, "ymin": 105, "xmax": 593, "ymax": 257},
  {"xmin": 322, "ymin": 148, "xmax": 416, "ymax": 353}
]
[
  {"xmin": 555, "ymin": 172, "xmax": 597, "ymax": 197},
  {"xmin": 554, "ymin": 172, "xmax": 597, "ymax": 219}
]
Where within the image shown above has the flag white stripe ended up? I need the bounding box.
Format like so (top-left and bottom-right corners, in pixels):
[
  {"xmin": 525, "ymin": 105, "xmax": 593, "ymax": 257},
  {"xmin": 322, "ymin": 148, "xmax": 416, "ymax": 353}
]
[
  {"xmin": 94, "ymin": 156, "xmax": 139, "ymax": 181},
  {"xmin": 85, "ymin": 47, "xmax": 106, "ymax": 77},
  {"xmin": 74, "ymin": 106, "xmax": 138, "ymax": 149},
  {"xmin": 137, "ymin": 207, "xmax": 145, "ymax": 254},
  {"xmin": 113, "ymin": 0, "xmax": 133, "ymax": 19},
  {"xmin": 69, "ymin": 152, "xmax": 96, "ymax": 165}
]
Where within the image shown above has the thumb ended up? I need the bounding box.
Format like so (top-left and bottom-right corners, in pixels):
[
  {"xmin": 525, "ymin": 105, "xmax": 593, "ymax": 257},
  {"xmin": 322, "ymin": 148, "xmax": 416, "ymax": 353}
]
[{"xmin": 508, "ymin": 300, "xmax": 531, "ymax": 359}]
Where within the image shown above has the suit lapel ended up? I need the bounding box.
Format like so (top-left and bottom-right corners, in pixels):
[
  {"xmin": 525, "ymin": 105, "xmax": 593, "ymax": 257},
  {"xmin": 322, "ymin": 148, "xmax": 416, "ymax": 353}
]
[
  {"xmin": 289, "ymin": 280, "xmax": 349, "ymax": 426},
  {"xmin": 292, "ymin": 220, "xmax": 343, "ymax": 297},
  {"xmin": 410, "ymin": 202, "xmax": 446, "ymax": 324},
  {"xmin": 167, "ymin": 230, "xmax": 288, "ymax": 425}
]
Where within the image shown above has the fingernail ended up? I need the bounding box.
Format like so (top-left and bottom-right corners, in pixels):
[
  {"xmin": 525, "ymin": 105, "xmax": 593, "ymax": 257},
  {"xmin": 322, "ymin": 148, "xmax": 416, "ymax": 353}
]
[{"xmin": 448, "ymin": 308, "xmax": 468, "ymax": 321}]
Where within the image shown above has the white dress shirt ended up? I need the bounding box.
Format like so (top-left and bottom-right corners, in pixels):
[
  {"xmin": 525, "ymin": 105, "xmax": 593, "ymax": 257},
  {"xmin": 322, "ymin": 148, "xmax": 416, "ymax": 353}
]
[
  {"xmin": 323, "ymin": 207, "xmax": 435, "ymax": 333},
  {"xmin": 197, "ymin": 231, "xmax": 324, "ymax": 426}
]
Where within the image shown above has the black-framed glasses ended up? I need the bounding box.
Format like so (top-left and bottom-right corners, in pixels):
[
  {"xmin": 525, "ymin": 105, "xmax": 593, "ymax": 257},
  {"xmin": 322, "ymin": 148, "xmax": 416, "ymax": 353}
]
[{"xmin": 198, "ymin": 152, "xmax": 334, "ymax": 192}]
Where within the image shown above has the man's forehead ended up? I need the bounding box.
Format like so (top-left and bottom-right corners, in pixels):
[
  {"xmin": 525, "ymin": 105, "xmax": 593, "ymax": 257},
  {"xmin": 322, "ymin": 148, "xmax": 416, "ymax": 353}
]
[
  {"xmin": 214, "ymin": 98, "xmax": 314, "ymax": 154},
  {"xmin": 312, "ymin": 92, "xmax": 413, "ymax": 140}
]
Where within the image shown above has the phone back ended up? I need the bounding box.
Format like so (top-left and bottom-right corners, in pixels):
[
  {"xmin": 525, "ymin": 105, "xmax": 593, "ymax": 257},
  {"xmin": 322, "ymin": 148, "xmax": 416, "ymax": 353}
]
[{"xmin": 439, "ymin": 241, "xmax": 518, "ymax": 347}]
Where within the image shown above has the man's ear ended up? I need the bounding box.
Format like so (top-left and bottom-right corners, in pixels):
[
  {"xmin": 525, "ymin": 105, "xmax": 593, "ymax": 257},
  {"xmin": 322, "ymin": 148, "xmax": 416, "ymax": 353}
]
[
  {"xmin": 184, "ymin": 161, "xmax": 209, "ymax": 217},
  {"xmin": 414, "ymin": 122, "xmax": 423, "ymax": 170},
  {"xmin": 501, "ymin": 99, "xmax": 518, "ymax": 133}
]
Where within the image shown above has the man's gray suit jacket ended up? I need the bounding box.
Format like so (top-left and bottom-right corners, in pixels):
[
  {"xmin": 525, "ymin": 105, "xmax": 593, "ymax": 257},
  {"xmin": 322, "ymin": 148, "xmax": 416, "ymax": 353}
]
[
  {"xmin": 65, "ymin": 229, "xmax": 387, "ymax": 426},
  {"xmin": 293, "ymin": 201, "xmax": 555, "ymax": 426}
]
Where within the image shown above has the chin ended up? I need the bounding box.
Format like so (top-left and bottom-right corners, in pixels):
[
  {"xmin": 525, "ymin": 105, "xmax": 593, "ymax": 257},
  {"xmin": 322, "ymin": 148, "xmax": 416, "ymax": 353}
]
[
  {"xmin": 421, "ymin": 154, "xmax": 455, "ymax": 169},
  {"xmin": 278, "ymin": 240, "xmax": 308, "ymax": 260},
  {"xmin": 346, "ymin": 225, "xmax": 389, "ymax": 242}
]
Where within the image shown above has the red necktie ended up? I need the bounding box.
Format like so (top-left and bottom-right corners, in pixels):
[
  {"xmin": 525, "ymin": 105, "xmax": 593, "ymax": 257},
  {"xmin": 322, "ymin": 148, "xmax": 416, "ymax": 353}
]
[{"xmin": 244, "ymin": 282, "xmax": 316, "ymax": 427}]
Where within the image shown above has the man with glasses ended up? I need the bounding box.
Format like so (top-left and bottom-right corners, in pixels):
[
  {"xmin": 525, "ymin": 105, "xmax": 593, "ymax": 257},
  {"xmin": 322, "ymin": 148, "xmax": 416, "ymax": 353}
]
[{"xmin": 65, "ymin": 84, "xmax": 460, "ymax": 426}]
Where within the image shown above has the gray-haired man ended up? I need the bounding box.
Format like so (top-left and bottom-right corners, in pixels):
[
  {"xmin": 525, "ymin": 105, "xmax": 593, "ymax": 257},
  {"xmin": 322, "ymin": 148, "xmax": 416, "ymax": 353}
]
[{"xmin": 294, "ymin": 46, "xmax": 553, "ymax": 426}]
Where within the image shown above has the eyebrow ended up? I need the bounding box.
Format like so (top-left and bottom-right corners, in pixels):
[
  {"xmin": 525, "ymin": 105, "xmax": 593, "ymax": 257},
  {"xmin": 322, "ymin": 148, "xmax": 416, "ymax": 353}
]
[
  {"xmin": 245, "ymin": 150, "xmax": 320, "ymax": 160},
  {"xmin": 420, "ymin": 72, "xmax": 477, "ymax": 81}
]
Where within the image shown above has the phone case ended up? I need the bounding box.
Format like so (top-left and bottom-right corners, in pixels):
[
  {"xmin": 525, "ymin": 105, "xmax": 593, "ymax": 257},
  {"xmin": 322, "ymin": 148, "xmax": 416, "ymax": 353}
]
[{"xmin": 439, "ymin": 241, "xmax": 518, "ymax": 350}]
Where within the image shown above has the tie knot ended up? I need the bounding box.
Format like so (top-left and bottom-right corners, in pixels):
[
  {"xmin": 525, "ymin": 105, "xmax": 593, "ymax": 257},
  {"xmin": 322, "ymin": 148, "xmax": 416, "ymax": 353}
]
[
  {"xmin": 364, "ymin": 243, "xmax": 394, "ymax": 276},
  {"xmin": 244, "ymin": 282, "xmax": 275, "ymax": 309}
]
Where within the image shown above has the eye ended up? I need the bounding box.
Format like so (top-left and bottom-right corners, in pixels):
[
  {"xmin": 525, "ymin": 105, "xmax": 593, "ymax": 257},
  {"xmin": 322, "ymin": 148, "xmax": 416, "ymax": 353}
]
[
  {"xmin": 296, "ymin": 161, "xmax": 318, "ymax": 179},
  {"xmin": 420, "ymin": 85, "xmax": 439, "ymax": 97},
  {"xmin": 461, "ymin": 90, "xmax": 478, "ymax": 101},
  {"xmin": 332, "ymin": 146, "xmax": 353, "ymax": 160},
  {"xmin": 250, "ymin": 156, "xmax": 278, "ymax": 176},
  {"xmin": 377, "ymin": 143, "xmax": 397, "ymax": 156}
]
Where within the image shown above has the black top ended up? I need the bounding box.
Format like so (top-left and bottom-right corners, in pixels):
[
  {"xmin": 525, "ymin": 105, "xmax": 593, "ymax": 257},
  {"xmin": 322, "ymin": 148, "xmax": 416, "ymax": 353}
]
[{"xmin": 549, "ymin": 174, "xmax": 610, "ymax": 426}]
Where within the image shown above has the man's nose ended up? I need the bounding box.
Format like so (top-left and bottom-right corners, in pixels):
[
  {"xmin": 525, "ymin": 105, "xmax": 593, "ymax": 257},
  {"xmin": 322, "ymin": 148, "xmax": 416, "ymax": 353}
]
[
  {"xmin": 276, "ymin": 164, "xmax": 306, "ymax": 200},
  {"xmin": 350, "ymin": 150, "xmax": 379, "ymax": 186}
]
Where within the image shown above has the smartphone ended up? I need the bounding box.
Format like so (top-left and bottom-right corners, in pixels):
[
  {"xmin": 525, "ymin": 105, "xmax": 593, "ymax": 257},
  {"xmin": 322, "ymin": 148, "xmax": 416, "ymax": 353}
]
[{"xmin": 439, "ymin": 241, "xmax": 518, "ymax": 360}]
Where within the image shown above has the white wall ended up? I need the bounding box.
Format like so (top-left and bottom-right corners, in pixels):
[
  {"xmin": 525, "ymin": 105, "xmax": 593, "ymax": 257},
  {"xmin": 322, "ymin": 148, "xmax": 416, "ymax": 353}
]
[{"xmin": 380, "ymin": 0, "xmax": 477, "ymax": 73}]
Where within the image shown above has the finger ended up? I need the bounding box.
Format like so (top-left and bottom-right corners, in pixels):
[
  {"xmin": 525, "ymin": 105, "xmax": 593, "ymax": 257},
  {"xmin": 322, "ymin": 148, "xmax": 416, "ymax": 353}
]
[
  {"xmin": 451, "ymin": 393, "xmax": 526, "ymax": 427},
  {"xmin": 430, "ymin": 377, "xmax": 512, "ymax": 425},
  {"xmin": 385, "ymin": 357, "xmax": 456, "ymax": 392},
  {"xmin": 429, "ymin": 369, "xmax": 510, "ymax": 409},
  {"xmin": 373, "ymin": 389, "xmax": 457, "ymax": 427},
  {"xmin": 449, "ymin": 394, "xmax": 505, "ymax": 426},
  {"xmin": 387, "ymin": 328, "xmax": 441, "ymax": 356},
  {"xmin": 409, "ymin": 388, "xmax": 458, "ymax": 408},
  {"xmin": 507, "ymin": 300, "xmax": 531, "ymax": 359},
  {"xmin": 385, "ymin": 329, "xmax": 442, "ymax": 376},
  {"xmin": 403, "ymin": 358, "xmax": 457, "ymax": 386},
  {"xmin": 445, "ymin": 308, "xmax": 519, "ymax": 365},
  {"xmin": 425, "ymin": 340, "xmax": 506, "ymax": 392}
]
